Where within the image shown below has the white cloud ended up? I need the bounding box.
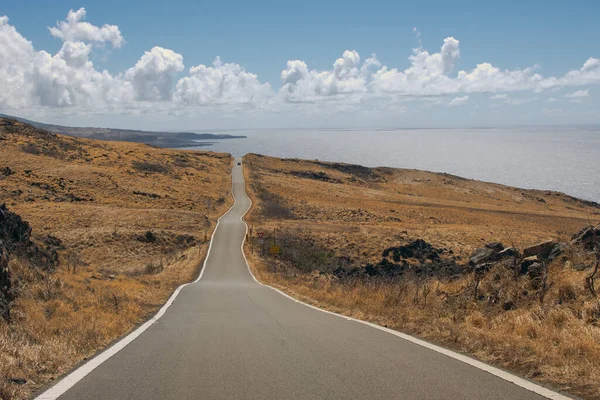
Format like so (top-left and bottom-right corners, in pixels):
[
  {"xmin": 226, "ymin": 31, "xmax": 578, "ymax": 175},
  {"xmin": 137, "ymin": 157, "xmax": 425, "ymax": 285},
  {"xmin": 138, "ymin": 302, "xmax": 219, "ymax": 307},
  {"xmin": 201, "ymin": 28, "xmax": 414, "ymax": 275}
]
[
  {"xmin": 0, "ymin": 16, "xmax": 36, "ymax": 109},
  {"xmin": 49, "ymin": 8, "xmax": 124, "ymax": 48},
  {"xmin": 174, "ymin": 57, "xmax": 271, "ymax": 106},
  {"xmin": 565, "ymin": 89, "xmax": 589, "ymax": 98},
  {"xmin": 547, "ymin": 97, "xmax": 558, "ymax": 102},
  {"xmin": 539, "ymin": 58, "xmax": 600, "ymax": 90},
  {"xmin": 124, "ymin": 47, "xmax": 184, "ymax": 101},
  {"xmin": 279, "ymin": 50, "xmax": 376, "ymax": 102},
  {"xmin": 449, "ymin": 95, "xmax": 468, "ymax": 106},
  {"xmin": 1, "ymin": 10, "xmax": 600, "ymax": 119}
]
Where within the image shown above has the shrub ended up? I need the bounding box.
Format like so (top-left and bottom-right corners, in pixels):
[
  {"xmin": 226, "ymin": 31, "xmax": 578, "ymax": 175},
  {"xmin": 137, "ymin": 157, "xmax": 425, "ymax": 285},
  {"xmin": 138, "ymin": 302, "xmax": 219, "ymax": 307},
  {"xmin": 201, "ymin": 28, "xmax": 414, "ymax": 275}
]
[
  {"xmin": 144, "ymin": 260, "xmax": 164, "ymax": 274},
  {"xmin": 256, "ymin": 188, "xmax": 295, "ymax": 219},
  {"xmin": 20, "ymin": 143, "xmax": 42, "ymax": 155},
  {"xmin": 132, "ymin": 161, "xmax": 169, "ymax": 174},
  {"xmin": 20, "ymin": 143, "xmax": 62, "ymax": 158}
]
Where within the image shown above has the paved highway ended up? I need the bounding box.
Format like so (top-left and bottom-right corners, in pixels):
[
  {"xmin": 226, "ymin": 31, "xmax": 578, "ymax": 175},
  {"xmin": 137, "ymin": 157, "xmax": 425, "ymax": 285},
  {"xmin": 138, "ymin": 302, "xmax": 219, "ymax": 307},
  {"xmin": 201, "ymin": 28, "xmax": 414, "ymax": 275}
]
[{"xmin": 39, "ymin": 159, "xmax": 565, "ymax": 400}]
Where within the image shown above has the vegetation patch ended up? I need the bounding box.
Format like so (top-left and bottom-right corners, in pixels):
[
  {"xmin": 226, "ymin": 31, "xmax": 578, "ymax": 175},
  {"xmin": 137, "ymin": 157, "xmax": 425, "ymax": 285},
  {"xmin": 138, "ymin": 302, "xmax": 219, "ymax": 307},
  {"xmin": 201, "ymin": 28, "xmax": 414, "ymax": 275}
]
[
  {"xmin": 131, "ymin": 161, "xmax": 170, "ymax": 174},
  {"xmin": 255, "ymin": 187, "xmax": 295, "ymax": 219},
  {"xmin": 290, "ymin": 170, "xmax": 342, "ymax": 183}
]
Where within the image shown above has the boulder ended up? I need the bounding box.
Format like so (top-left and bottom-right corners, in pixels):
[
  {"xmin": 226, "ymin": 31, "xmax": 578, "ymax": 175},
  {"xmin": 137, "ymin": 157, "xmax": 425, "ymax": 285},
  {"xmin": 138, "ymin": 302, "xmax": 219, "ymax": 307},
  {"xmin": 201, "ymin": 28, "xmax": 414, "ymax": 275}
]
[
  {"xmin": 469, "ymin": 242, "xmax": 504, "ymax": 265},
  {"xmin": 522, "ymin": 240, "xmax": 556, "ymax": 258},
  {"xmin": 520, "ymin": 256, "xmax": 538, "ymax": 274},
  {"xmin": 382, "ymin": 239, "xmax": 441, "ymax": 262},
  {"xmin": 527, "ymin": 262, "xmax": 545, "ymax": 283},
  {"xmin": 0, "ymin": 245, "xmax": 10, "ymax": 321},
  {"xmin": 474, "ymin": 263, "xmax": 492, "ymax": 274},
  {"xmin": 486, "ymin": 242, "xmax": 505, "ymax": 252},
  {"xmin": 0, "ymin": 203, "xmax": 32, "ymax": 251},
  {"xmin": 548, "ymin": 242, "xmax": 567, "ymax": 262},
  {"xmin": 571, "ymin": 225, "xmax": 600, "ymax": 247},
  {"xmin": 498, "ymin": 247, "xmax": 519, "ymax": 259}
]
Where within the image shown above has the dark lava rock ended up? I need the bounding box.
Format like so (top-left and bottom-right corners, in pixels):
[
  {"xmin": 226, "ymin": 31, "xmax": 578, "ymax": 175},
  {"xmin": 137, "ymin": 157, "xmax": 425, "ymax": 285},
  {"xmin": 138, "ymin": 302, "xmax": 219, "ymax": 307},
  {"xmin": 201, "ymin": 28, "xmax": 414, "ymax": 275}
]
[
  {"xmin": 0, "ymin": 203, "xmax": 32, "ymax": 251},
  {"xmin": 571, "ymin": 225, "xmax": 600, "ymax": 248},
  {"xmin": 498, "ymin": 247, "xmax": 519, "ymax": 259},
  {"xmin": 140, "ymin": 231, "xmax": 157, "ymax": 243},
  {"xmin": 520, "ymin": 256, "xmax": 538, "ymax": 274},
  {"xmin": 0, "ymin": 245, "xmax": 10, "ymax": 321},
  {"xmin": 548, "ymin": 242, "xmax": 567, "ymax": 262},
  {"xmin": 486, "ymin": 242, "xmax": 505, "ymax": 252},
  {"xmin": 522, "ymin": 240, "xmax": 556, "ymax": 259},
  {"xmin": 383, "ymin": 239, "xmax": 442, "ymax": 262},
  {"xmin": 469, "ymin": 242, "xmax": 505, "ymax": 266}
]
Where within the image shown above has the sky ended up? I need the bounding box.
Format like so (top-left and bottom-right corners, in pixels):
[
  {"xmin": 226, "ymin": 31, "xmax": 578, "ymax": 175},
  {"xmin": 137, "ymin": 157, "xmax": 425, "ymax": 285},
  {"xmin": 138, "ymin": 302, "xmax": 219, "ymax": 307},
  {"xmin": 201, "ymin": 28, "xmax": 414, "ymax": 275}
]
[{"xmin": 1, "ymin": 0, "xmax": 599, "ymax": 130}]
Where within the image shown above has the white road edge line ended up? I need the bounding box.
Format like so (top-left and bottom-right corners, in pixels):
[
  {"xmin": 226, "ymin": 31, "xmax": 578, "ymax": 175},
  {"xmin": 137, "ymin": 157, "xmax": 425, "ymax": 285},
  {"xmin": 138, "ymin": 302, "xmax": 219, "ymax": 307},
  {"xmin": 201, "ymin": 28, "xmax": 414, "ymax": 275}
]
[
  {"xmin": 35, "ymin": 162, "xmax": 241, "ymax": 400},
  {"xmin": 236, "ymin": 164, "xmax": 572, "ymax": 400}
]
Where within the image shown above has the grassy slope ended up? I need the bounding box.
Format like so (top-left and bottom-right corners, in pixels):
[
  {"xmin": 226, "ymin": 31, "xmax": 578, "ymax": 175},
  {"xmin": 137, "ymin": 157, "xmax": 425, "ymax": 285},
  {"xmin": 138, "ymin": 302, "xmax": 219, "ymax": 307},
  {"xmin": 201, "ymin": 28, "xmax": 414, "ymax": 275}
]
[
  {"xmin": 0, "ymin": 118, "xmax": 233, "ymax": 399},
  {"xmin": 243, "ymin": 153, "xmax": 600, "ymax": 399}
]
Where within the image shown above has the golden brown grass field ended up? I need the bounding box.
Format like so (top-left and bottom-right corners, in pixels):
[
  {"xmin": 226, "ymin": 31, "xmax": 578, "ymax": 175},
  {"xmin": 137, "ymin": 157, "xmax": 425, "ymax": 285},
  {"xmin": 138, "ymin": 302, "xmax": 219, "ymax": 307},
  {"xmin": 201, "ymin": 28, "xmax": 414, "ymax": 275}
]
[
  {"xmin": 243, "ymin": 153, "xmax": 600, "ymax": 399},
  {"xmin": 0, "ymin": 118, "xmax": 232, "ymax": 399}
]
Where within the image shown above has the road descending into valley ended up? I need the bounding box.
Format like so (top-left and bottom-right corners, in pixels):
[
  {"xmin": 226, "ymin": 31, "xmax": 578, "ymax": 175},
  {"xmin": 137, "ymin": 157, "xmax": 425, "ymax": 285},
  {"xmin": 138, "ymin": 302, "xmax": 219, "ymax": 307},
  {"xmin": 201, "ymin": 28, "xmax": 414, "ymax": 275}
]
[{"xmin": 38, "ymin": 159, "xmax": 566, "ymax": 400}]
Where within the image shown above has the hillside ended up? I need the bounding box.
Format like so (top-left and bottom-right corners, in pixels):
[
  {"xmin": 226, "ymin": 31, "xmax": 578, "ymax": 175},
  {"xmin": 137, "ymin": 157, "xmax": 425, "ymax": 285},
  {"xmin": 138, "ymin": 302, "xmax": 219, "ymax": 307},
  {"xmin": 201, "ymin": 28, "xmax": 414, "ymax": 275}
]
[
  {"xmin": 0, "ymin": 118, "xmax": 233, "ymax": 399},
  {"xmin": 243, "ymin": 153, "xmax": 600, "ymax": 398},
  {"xmin": 0, "ymin": 113, "xmax": 246, "ymax": 148}
]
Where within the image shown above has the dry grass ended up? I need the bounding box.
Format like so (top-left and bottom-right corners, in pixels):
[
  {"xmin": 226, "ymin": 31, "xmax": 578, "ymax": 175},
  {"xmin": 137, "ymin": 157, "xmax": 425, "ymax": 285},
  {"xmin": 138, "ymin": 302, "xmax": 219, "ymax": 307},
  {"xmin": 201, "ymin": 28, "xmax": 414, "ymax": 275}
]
[
  {"xmin": 0, "ymin": 118, "xmax": 233, "ymax": 399},
  {"xmin": 243, "ymin": 153, "xmax": 600, "ymax": 399},
  {"xmin": 243, "ymin": 153, "xmax": 598, "ymax": 261}
]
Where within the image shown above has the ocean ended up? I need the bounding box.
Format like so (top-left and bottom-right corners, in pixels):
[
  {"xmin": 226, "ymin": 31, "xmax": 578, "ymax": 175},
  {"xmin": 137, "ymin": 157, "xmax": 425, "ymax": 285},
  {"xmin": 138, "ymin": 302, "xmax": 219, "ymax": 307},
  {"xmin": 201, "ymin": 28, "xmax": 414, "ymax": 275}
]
[{"xmin": 187, "ymin": 127, "xmax": 600, "ymax": 203}]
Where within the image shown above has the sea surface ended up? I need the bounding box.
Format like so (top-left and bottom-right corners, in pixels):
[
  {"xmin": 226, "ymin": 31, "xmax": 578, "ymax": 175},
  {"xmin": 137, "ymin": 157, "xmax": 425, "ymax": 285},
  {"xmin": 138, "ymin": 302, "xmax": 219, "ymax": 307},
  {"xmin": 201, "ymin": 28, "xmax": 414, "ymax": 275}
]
[{"xmin": 187, "ymin": 127, "xmax": 600, "ymax": 203}]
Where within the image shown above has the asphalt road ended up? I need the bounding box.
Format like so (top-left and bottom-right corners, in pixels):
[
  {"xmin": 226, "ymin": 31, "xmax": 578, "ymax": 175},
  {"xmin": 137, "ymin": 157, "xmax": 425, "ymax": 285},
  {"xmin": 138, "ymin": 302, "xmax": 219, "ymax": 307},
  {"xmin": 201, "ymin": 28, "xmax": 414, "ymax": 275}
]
[{"xmin": 48, "ymin": 159, "xmax": 558, "ymax": 400}]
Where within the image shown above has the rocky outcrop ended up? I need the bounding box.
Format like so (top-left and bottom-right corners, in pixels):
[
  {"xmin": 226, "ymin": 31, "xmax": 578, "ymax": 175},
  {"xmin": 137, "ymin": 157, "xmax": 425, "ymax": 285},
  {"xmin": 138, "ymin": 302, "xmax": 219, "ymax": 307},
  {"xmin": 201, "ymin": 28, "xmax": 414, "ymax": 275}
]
[
  {"xmin": 498, "ymin": 247, "xmax": 519, "ymax": 259},
  {"xmin": 548, "ymin": 242, "xmax": 567, "ymax": 262},
  {"xmin": 571, "ymin": 225, "xmax": 600, "ymax": 248},
  {"xmin": 0, "ymin": 203, "xmax": 32, "ymax": 251},
  {"xmin": 0, "ymin": 204, "xmax": 60, "ymax": 320},
  {"xmin": 520, "ymin": 256, "xmax": 539, "ymax": 274},
  {"xmin": 0, "ymin": 245, "xmax": 10, "ymax": 320},
  {"xmin": 469, "ymin": 242, "xmax": 506, "ymax": 266},
  {"xmin": 383, "ymin": 239, "xmax": 444, "ymax": 262},
  {"xmin": 522, "ymin": 240, "xmax": 556, "ymax": 258}
]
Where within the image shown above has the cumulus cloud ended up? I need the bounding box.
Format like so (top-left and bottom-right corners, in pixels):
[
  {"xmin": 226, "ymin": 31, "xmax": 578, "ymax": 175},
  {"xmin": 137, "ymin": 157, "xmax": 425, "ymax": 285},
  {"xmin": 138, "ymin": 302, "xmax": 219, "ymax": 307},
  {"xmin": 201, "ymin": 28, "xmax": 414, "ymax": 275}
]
[
  {"xmin": 539, "ymin": 58, "xmax": 600, "ymax": 90},
  {"xmin": 0, "ymin": 16, "xmax": 36, "ymax": 109},
  {"xmin": 280, "ymin": 50, "xmax": 376, "ymax": 102},
  {"xmin": 449, "ymin": 95, "xmax": 468, "ymax": 106},
  {"xmin": 124, "ymin": 47, "xmax": 184, "ymax": 101},
  {"xmin": 0, "ymin": 15, "xmax": 132, "ymax": 109},
  {"xmin": 174, "ymin": 57, "xmax": 271, "ymax": 106},
  {"xmin": 1, "ymin": 9, "xmax": 599, "ymax": 117},
  {"xmin": 49, "ymin": 8, "xmax": 124, "ymax": 48},
  {"xmin": 0, "ymin": 12, "xmax": 271, "ymax": 110}
]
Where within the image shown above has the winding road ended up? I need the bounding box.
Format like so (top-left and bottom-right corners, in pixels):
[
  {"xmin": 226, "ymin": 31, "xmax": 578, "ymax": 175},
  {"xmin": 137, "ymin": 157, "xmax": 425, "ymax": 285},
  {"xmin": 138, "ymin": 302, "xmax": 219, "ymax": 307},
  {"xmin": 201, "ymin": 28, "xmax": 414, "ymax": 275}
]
[{"xmin": 37, "ymin": 159, "xmax": 568, "ymax": 400}]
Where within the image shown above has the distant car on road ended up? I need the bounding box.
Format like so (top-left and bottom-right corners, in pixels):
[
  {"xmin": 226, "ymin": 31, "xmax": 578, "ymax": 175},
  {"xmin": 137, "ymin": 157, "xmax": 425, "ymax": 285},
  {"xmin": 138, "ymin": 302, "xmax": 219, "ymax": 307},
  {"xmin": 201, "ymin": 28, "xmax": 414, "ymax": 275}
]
[{"xmin": 237, "ymin": 162, "xmax": 241, "ymax": 165}]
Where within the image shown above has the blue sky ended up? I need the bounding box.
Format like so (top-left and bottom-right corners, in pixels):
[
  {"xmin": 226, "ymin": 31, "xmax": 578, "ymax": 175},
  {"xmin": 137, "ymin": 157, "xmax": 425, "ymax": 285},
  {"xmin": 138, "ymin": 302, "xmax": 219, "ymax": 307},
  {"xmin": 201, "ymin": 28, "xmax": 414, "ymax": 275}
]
[{"xmin": 1, "ymin": 0, "xmax": 599, "ymax": 129}]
